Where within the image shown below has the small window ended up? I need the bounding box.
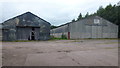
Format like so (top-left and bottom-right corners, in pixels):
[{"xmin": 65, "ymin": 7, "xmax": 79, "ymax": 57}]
[{"xmin": 94, "ymin": 19, "xmax": 100, "ymax": 24}]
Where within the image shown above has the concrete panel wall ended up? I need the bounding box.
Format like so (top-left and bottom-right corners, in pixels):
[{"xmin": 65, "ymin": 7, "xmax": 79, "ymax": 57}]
[
  {"xmin": 103, "ymin": 33, "xmax": 110, "ymax": 38},
  {"xmin": 69, "ymin": 16, "xmax": 118, "ymax": 39},
  {"xmin": 92, "ymin": 26, "xmax": 97, "ymax": 38},
  {"xmin": 2, "ymin": 28, "xmax": 16, "ymax": 41},
  {"xmin": 51, "ymin": 16, "xmax": 118, "ymax": 39},
  {"xmin": 91, "ymin": 26, "xmax": 103, "ymax": 38},
  {"xmin": 69, "ymin": 18, "xmax": 94, "ymax": 39},
  {"xmin": 17, "ymin": 27, "xmax": 31, "ymax": 40},
  {"xmin": 52, "ymin": 32, "xmax": 68, "ymax": 38},
  {"xmin": 97, "ymin": 26, "xmax": 102, "ymax": 38},
  {"xmin": 53, "ymin": 33, "xmax": 62, "ymax": 38},
  {"xmin": 51, "ymin": 25, "xmax": 69, "ymax": 38},
  {"xmin": 69, "ymin": 21, "xmax": 84, "ymax": 39},
  {"xmin": 16, "ymin": 27, "xmax": 49, "ymax": 40},
  {"xmin": 110, "ymin": 33, "xmax": 118, "ymax": 38},
  {"xmin": 85, "ymin": 26, "xmax": 92, "ymax": 38},
  {"xmin": 102, "ymin": 19, "xmax": 118, "ymax": 38}
]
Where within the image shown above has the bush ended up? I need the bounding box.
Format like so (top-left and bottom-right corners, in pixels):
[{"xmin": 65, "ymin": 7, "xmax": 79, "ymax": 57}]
[{"xmin": 61, "ymin": 34, "xmax": 67, "ymax": 39}]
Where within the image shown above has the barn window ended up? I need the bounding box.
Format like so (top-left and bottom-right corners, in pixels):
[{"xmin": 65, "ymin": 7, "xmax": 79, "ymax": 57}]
[{"xmin": 94, "ymin": 19, "xmax": 100, "ymax": 24}]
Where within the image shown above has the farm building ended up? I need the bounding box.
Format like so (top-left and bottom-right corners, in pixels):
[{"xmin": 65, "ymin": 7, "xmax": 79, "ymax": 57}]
[
  {"xmin": 51, "ymin": 16, "xmax": 118, "ymax": 39},
  {"xmin": 1, "ymin": 12, "xmax": 51, "ymax": 41}
]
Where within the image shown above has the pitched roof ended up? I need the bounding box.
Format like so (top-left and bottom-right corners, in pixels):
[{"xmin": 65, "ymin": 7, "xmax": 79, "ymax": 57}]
[
  {"xmin": 2, "ymin": 12, "xmax": 51, "ymax": 25},
  {"xmin": 53, "ymin": 15, "xmax": 117, "ymax": 29}
]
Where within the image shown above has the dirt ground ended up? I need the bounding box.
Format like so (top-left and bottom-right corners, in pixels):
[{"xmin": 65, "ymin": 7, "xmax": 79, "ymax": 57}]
[{"xmin": 2, "ymin": 39, "xmax": 118, "ymax": 66}]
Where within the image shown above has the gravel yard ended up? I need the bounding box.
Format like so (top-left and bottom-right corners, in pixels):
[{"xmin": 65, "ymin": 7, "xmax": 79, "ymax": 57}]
[{"xmin": 2, "ymin": 39, "xmax": 118, "ymax": 66}]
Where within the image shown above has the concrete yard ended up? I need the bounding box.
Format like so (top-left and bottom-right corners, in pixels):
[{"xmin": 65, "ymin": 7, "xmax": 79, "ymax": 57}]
[{"xmin": 2, "ymin": 39, "xmax": 118, "ymax": 66}]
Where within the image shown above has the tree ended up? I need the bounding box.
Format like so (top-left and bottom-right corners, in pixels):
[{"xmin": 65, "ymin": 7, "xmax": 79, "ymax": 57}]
[
  {"xmin": 51, "ymin": 25, "xmax": 58, "ymax": 29},
  {"xmin": 96, "ymin": 4, "xmax": 119, "ymax": 25},
  {"xmin": 117, "ymin": 1, "xmax": 120, "ymax": 38},
  {"xmin": 97, "ymin": 6, "xmax": 105, "ymax": 17},
  {"xmin": 85, "ymin": 12, "xmax": 89, "ymax": 18},
  {"xmin": 77, "ymin": 13, "xmax": 82, "ymax": 21},
  {"xmin": 72, "ymin": 19, "xmax": 76, "ymax": 22}
]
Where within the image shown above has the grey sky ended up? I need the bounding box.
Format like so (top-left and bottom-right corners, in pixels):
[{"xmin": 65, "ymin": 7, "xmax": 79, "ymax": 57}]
[{"xmin": 0, "ymin": 0, "xmax": 119, "ymax": 26}]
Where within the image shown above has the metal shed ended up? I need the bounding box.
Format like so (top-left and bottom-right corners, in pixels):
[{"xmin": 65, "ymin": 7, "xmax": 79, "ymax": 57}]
[
  {"xmin": 51, "ymin": 16, "xmax": 118, "ymax": 39},
  {"xmin": 1, "ymin": 12, "xmax": 51, "ymax": 41}
]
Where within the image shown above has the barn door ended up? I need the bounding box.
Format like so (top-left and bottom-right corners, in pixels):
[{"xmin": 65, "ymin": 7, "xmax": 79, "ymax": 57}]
[
  {"xmin": 97, "ymin": 26, "xmax": 102, "ymax": 38},
  {"xmin": 92, "ymin": 26, "xmax": 102, "ymax": 38},
  {"xmin": 92, "ymin": 26, "xmax": 97, "ymax": 38},
  {"xmin": 34, "ymin": 28, "xmax": 40, "ymax": 40}
]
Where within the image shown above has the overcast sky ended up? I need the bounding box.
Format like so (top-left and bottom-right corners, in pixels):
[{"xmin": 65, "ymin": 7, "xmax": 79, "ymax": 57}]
[{"xmin": 0, "ymin": 0, "xmax": 119, "ymax": 26}]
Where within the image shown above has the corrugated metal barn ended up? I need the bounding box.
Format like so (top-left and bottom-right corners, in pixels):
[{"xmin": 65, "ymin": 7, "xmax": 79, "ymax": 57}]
[
  {"xmin": 1, "ymin": 12, "xmax": 51, "ymax": 41},
  {"xmin": 51, "ymin": 16, "xmax": 118, "ymax": 39}
]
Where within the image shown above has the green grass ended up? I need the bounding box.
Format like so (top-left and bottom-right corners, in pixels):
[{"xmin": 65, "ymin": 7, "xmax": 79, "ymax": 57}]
[
  {"xmin": 71, "ymin": 40, "xmax": 83, "ymax": 42},
  {"xmin": 2, "ymin": 40, "xmax": 41, "ymax": 42},
  {"xmin": 50, "ymin": 35, "xmax": 68, "ymax": 40},
  {"xmin": 1, "ymin": 37, "xmax": 119, "ymax": 42},
  {"xmin": 50, "ymin": 37, "xmax": 68, "ymax": 40}
]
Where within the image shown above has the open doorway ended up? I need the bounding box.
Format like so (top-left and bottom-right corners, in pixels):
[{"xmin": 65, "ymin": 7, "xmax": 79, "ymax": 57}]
[
  {"xmin": 31, "ymin": 31, "xmax": 35, "ymax": 40},
  {"xmin": 28, "ymin": 27, "xmax": 35, "ymax": 40}
]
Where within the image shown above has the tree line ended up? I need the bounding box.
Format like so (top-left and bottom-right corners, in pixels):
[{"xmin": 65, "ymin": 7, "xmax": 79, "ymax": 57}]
[{"xmin": 73, "ymin": 2, "xmax": 119, "ymax": 25}]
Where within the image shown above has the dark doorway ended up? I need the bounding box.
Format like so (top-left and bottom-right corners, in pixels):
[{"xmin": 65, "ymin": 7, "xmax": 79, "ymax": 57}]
[
  {"xmin": 28, "ymin": 27, "xmax": 35, "ymax": 40},
  {"xmin": 31, "ymin": 31, "xmax": 35, "ymax": 40},
  {"xmin": 31, "ymin": 27, "xmax": 35, "ymax": 40},
  {"xmin": 32, "ymin": 27, "xmax": 35, "ymax": 31}
]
